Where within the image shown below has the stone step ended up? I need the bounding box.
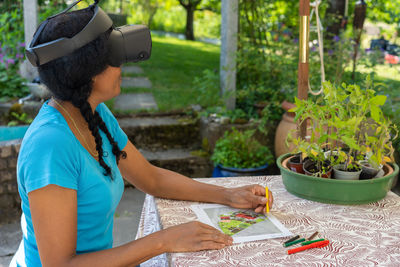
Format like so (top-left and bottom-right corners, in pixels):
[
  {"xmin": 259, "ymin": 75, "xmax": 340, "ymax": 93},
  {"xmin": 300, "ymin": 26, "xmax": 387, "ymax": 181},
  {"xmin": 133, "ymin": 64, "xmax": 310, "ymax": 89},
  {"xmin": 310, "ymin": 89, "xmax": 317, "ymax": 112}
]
[
  {"xmin": 121, "ymin": 77, "xmax": 152, "ymax": 88},
  {"xmin": 114, "ymin": 93, "xmax": 158, "ymax": 111},
  {"xmin": 118, "ymin": 116, "xmax": 201, "ymax": 150},
  {"xmin": 122, "ymin": 65, "xmax": 144, "ymax": 75},
  {"xmin": 139, "ymin": 148, "xmax": 213, "ymax": 178}
]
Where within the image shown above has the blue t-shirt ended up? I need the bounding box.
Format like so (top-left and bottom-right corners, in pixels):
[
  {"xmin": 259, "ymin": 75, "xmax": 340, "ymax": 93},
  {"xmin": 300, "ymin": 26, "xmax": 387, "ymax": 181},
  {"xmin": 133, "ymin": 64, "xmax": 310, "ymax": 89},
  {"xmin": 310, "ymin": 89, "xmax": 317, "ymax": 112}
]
[{"xmin": 12, "ymin": 101, "xmax": 128, "ymax": 267}]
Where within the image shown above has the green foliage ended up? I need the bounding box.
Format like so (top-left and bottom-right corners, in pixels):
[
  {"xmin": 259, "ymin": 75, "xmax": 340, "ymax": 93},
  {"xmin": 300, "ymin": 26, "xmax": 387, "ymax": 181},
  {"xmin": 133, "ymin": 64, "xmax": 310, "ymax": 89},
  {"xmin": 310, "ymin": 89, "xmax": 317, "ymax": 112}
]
[
  {"xmin": 367, "ymin": 0, "xmax": 400, "ymax": 25},
  {"xmin": 193, "ymin": 69, "xmax": 221, "ymax": 108},
  {"xmin": 289, "ymin": 77, "xmax": 397, "ymax": 175},
  {"xmin": 97, "ymin": 0, "xmax": 220, "ymax": 39},
  {"xmin": 0, "ymin": 64, "xmax": 28, "ymax": 98},
  {"xmin": 6, "ymin": 103, "xmax": 33, "ymax": 126},
  {"xmin": 7, "ymin": 112, "xmax": 33, "ymax": 126},
  {"xmin": 194, "ymin": 10, "xmax": 221, "ymax": 39},
  {"xmin": 149, "ymin": 5, "xmax": 186, "ymax": 33},
  {"xmin": 211, "ymin": 128, "xmax": 273, "ymax": 169},
  {"xmin": 0, "ymin": 5, "xmax": 24, "ymax": 59},
  {"xmin": 0, "ymin": 1, "xmax": 28, "ymax": 98},
  {"xmin": 38, "ymin": 1, "xmax": 67, "ymax": 21},
  {"xmin": 236, "ymin": 43, "xmax": 297, "ymax": 120},
  {"xmin": 309, "ymin": 32, "xmax": 354, "ymax": 88},
  {"xmin": 236, "ymin": 0, "xmax": 301, "ymax": 121}
]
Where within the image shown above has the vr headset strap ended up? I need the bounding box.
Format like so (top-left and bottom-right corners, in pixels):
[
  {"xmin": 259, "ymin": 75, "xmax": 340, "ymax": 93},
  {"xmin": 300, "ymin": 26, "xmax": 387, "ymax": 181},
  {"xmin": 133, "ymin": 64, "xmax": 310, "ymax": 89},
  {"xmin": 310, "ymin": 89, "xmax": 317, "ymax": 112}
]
[{"xmin": 27, "ymin": 3, "xmax": 112, "ymax": 66}]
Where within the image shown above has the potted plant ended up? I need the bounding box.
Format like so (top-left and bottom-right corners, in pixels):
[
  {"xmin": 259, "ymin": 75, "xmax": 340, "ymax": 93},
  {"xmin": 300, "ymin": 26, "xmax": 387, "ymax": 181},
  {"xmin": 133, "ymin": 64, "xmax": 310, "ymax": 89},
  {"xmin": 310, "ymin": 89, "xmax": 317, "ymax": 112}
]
[
  {"xmin": 360, "ymin": 117, "xmax": 398, "ymax": 179},
  {"xmin": 288, "ymin": 79, "xmax": 397, "ymax": 180},
  {"xmin": 276, "ymin": 78, "xmax": 399, "ymax": 204},
  {"xmin": 285, "ymin": 133, "xmax": 311, "ymax": 174},
  {"xmin": 286, "ymin": 93, "xmax": 337, "ymax": 178},
  {"xmin": 211, "ymin": 128, "xmax": 274, "ymax": 177}
]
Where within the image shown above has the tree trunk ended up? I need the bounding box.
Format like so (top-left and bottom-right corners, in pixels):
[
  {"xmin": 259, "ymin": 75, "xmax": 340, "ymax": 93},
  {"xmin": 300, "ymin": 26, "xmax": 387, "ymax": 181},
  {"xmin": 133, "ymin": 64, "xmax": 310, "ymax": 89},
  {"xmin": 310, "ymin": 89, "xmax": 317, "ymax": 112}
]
[{"xmin": 185, "ymin": 5, "xmax": 195, "ymax": 40}]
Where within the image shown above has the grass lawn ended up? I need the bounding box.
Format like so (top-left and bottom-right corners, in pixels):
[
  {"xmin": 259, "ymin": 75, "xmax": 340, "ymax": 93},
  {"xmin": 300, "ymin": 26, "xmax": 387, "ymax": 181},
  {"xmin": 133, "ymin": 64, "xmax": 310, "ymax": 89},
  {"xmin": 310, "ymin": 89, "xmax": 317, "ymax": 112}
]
[{"xmin": 120, "ymin": 35, "xmax": 220, "ymax": 112}]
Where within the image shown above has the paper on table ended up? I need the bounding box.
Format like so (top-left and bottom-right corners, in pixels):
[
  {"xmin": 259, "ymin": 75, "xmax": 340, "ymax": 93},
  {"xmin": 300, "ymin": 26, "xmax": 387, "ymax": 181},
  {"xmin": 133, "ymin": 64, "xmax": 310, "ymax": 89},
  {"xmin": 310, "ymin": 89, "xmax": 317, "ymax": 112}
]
[{"xmin": 191, "ymin": 204, "xmax": 292, "ymax": 244}]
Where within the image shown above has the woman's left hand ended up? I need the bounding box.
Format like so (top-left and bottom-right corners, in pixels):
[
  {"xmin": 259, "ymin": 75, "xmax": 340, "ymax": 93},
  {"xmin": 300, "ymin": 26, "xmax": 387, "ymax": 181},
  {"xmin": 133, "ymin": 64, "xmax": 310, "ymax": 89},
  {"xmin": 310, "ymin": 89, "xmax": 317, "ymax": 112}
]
[{"xmin": 225, "ymin": 185, "xmax": 273, "ymax": 214}]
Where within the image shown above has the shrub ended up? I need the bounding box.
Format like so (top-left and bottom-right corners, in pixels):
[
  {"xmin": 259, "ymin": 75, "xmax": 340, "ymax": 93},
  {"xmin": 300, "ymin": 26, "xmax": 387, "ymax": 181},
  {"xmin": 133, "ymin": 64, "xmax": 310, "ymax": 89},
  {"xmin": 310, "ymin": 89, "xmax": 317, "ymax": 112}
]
[{"xmin": 211, "ymin": 128, "xmax": 274, "ymax": 169}]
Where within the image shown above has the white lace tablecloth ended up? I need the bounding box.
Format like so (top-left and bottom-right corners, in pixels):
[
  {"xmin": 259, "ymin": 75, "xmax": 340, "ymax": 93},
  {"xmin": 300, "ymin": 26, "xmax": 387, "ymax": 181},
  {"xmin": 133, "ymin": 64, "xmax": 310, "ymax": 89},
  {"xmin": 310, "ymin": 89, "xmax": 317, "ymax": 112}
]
[{"xmin": 135, "ymin": 176, "xmax": 400, "ymax": 267}]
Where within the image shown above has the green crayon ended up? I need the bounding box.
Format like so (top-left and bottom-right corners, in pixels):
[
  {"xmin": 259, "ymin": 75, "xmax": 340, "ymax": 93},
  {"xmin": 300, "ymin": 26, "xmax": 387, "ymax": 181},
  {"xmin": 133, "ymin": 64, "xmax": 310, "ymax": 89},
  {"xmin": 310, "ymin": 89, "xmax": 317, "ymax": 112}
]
[
  {"xmin": 283, "ymin": 238, "xmax": 306, "ymax": 247},
  {"xmin": 301, "ymin": 238, "xmax": 325, "ymax": 246}
]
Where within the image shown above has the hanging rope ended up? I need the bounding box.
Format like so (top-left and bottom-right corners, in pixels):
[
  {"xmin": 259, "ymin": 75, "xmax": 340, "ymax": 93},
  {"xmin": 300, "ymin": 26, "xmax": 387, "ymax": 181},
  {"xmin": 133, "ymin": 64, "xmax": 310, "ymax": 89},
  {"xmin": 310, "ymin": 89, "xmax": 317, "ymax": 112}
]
[{"xmin": 308, "ymin": 0, "xmax": 325, "ymax": 96}]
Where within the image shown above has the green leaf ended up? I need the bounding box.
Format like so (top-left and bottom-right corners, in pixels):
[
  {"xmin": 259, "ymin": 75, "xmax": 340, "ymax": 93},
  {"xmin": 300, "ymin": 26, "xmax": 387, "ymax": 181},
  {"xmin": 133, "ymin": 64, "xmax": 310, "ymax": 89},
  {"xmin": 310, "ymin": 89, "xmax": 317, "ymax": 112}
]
[
  {"xmin": 319, "ymin": 134, "xmax": 328, "ymax": 144},
  {"xmin": 370, "ymin": 95, "xmax": 387, "ymax": 106},
  {"xmin": 342, "ymin": 136, "xmax": 360, "ymax": 150},
  {"xmin": 370, "ymin": 105, "xmax": 381, "ymax": 122}
]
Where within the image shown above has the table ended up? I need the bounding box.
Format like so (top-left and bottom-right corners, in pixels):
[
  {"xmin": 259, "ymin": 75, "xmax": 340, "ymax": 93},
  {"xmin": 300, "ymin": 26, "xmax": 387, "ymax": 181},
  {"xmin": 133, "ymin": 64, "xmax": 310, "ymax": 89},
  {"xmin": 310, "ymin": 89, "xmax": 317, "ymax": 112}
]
[{"xmin": 135, "ymin": 176, "xmax": 400, "ymax": 266}]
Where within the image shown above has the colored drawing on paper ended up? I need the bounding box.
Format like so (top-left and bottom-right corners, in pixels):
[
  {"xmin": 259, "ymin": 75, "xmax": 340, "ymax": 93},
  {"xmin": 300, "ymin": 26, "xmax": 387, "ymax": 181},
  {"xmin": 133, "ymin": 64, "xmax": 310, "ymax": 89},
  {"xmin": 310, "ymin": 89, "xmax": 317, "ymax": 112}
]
[
  {"xmin": 191, "ymin": 204, "xmax": 292, "ymax": 243},
  {"xmin": 218, "ymin": 211, "xmax": 266, "ymax": 236}
]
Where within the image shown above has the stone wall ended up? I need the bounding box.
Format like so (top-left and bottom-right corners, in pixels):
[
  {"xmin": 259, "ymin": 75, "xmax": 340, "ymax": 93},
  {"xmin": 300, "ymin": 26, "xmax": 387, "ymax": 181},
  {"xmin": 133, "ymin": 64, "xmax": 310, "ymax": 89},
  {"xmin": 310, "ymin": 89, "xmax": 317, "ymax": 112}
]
[{"xmin": 0, "ymin": 139, "xmax": 21, "ymax": 225}]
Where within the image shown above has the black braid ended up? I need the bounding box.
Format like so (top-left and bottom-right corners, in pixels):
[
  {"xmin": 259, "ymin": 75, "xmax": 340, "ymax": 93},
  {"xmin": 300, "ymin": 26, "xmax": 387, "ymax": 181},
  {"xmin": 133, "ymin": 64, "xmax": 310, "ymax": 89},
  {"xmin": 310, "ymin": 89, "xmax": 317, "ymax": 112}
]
[
  {"xmin": 71, "ymin": 82, "xmax": 120, "ymax": 179},
  {"xmin": 95, "ymin": 112, "xmax": 127, "ymax": 165},
  {"xmin": 36, "ymin": 7, "xmax": 127, "ymax": 180}
]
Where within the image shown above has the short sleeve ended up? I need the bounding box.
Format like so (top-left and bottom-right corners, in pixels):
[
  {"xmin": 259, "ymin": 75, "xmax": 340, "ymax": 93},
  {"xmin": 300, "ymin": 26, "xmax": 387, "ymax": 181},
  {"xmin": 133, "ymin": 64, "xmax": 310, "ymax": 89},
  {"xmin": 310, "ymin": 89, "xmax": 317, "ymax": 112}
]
[
  {"xmin": 19, "ymin": 125, "xmax": 80, "ymax": 194},
  {"xmin": 97, "ymin": 103, "xmax": 128, "ymax": 150}
]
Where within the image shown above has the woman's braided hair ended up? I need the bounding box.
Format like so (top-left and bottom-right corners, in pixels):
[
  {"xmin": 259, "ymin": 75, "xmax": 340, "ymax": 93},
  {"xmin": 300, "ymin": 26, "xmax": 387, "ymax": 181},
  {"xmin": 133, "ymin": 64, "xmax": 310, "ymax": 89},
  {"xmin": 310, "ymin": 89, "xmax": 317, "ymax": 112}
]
[{"xmin": 37, "ymin": 6, "xmax": 126, "ymax": 179}]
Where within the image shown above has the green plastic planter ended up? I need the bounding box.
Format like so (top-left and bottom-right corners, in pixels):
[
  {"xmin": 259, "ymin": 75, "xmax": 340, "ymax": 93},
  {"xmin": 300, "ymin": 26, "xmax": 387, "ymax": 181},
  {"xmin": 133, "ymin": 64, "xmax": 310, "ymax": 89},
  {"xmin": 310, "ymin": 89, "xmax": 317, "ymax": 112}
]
[{"xmin": 277, "ymin": 153, "xmax": 399, "ymax": 205}]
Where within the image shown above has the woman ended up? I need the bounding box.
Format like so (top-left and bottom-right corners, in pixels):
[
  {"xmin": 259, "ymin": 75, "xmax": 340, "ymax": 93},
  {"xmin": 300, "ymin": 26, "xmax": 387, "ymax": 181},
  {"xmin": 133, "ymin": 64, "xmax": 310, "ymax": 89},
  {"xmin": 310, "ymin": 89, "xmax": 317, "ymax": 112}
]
[{"xmin": 12, "ymin": 6, "xmax": 273, "ymax": 267}]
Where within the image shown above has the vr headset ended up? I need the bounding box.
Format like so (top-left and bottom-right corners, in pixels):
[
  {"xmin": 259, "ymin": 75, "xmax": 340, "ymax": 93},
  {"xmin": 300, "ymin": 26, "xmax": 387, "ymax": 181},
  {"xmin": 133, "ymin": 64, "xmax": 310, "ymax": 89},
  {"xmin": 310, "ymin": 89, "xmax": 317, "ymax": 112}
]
[{"xmin": 26, "ymin": 0, "xmax": 152, "ymax": 67}]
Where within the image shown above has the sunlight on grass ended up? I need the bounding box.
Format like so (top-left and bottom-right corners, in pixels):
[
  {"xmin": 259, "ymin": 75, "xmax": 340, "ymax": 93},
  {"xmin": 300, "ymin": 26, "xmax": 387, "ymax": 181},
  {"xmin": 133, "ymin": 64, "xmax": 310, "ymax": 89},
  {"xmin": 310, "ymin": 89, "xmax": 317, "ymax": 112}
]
[{"xmin": 121, "ymin": 35, "xmax": 220, "ymax": 112}]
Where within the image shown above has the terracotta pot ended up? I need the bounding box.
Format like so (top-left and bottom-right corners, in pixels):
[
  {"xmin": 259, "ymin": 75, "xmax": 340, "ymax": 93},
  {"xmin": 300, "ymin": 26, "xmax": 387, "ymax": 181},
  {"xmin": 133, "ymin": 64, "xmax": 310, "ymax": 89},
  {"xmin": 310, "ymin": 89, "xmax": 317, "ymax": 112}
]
[
  {"xmin": 274, "ymin": 101, "xmax": 313, "ymax": 158},
  {"xmin": 274, "ymin": 112, "xmax": 296, "ymax": 158},
  {"xmin": 281, "ymin": 100, "xmax": 296, "ymax": 117},
  {"xmin": 287, "ymin": 154, "xmax": 305, "ymax": 174}
]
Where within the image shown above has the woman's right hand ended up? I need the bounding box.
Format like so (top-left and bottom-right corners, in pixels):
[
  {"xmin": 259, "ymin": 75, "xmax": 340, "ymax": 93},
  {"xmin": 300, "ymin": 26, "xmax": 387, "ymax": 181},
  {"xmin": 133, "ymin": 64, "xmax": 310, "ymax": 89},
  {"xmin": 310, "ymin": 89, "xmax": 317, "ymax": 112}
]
[{"xmin": 161, "ymin": 221, "xmax": 233, "ymax": 252}]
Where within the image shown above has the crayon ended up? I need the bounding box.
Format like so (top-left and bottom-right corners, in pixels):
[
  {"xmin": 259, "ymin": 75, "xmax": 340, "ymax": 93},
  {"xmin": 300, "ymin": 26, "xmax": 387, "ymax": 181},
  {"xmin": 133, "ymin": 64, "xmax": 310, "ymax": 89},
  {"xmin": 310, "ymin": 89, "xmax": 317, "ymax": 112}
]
[
  {"xmin": 287, "ymin": 240, "xmax": 329, "ymax": 255},
  {"xmin": 307, "ymin": 231, "xmax": 319, "ymax": 241},
  {"xmin": 301, "ymin": 238, "xmax": 325, "ymax": 246},
  {"xmin": 284, "ymin": 235, "xmax": 300, "ymax": 245},
  {"xmin": 284, "ymin": 238, "xmax": 306, "ymax": 247}
]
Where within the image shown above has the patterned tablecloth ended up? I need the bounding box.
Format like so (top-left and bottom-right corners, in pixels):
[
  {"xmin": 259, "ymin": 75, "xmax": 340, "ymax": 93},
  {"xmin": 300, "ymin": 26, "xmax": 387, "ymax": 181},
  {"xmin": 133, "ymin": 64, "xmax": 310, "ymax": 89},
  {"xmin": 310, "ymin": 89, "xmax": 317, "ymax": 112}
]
[{"xmin": 135, "ymin": 176, "xmax": 400, "ymax": 267}]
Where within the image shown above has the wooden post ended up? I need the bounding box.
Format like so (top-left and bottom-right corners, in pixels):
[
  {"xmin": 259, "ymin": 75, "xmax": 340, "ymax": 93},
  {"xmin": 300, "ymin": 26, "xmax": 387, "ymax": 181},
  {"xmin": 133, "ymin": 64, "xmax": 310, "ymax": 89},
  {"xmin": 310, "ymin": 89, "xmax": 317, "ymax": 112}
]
[
  {"xmin": 298, "ymin": 0, "xmax": 310, "ymax": 139},
  {"xmin": 220, "ymin": 0, "xmax": 238, "ymax": 110},
  {"xmin": 21, "ymin": 0, "xmax": 39, "ymax": 80}
]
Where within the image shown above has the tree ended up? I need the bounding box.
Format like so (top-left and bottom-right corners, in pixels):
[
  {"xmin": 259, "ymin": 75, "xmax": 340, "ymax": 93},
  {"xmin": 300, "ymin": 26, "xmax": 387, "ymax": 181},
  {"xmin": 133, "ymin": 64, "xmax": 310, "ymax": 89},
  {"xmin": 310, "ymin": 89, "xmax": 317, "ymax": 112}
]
[
  {"xmin": 136, "ymin": 0, "xmax": 164, "ymax": 26},
  {"xmin": 178, "ymin": 0, "xmax": 203, "ymax": 40}
]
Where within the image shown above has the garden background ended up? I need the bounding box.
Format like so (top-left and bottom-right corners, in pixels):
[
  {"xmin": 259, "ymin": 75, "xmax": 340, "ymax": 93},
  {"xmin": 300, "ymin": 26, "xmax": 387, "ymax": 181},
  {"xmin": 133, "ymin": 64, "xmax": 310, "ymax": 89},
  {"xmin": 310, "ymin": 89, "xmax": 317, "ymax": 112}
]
[{"xmin": 1, "ymin": 0, "xmax": 400, "ymax": 168}]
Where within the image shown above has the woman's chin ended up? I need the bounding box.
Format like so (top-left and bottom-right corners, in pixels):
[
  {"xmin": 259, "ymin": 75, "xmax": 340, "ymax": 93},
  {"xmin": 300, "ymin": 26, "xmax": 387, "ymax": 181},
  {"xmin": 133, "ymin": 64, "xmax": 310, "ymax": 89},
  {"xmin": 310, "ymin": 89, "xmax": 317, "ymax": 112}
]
[{"xmin": 111, "ymin": 87, "xmax": 121, "ymax": 98}]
